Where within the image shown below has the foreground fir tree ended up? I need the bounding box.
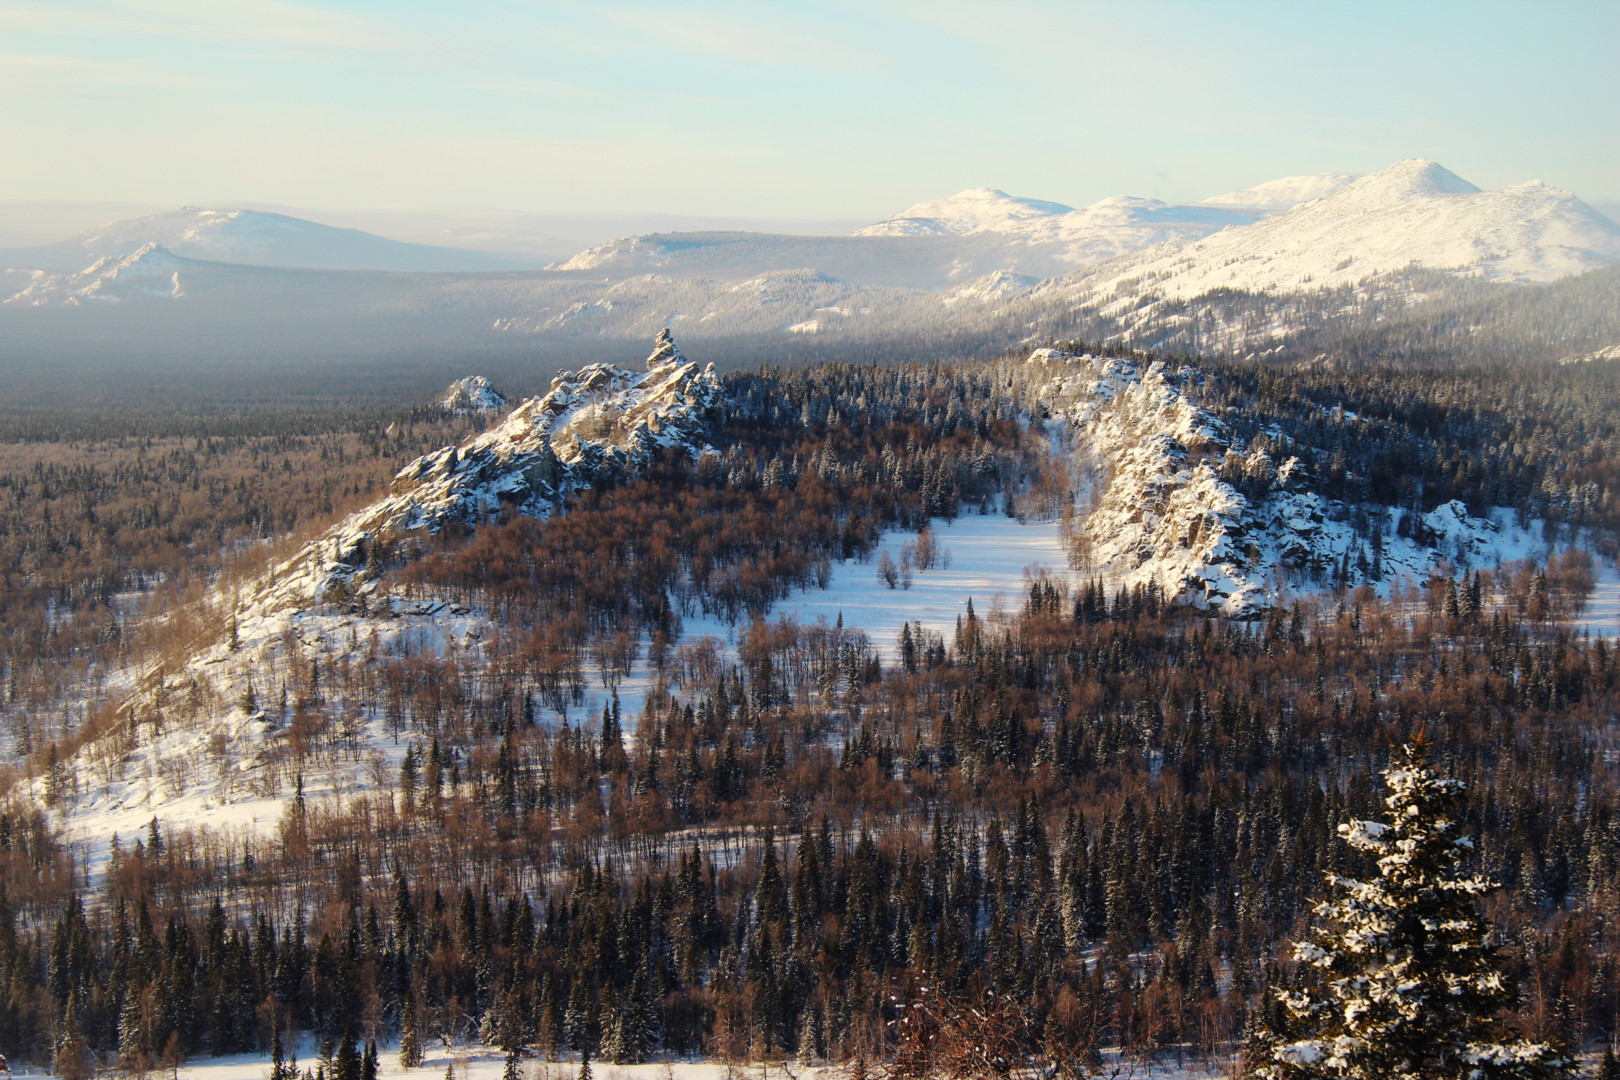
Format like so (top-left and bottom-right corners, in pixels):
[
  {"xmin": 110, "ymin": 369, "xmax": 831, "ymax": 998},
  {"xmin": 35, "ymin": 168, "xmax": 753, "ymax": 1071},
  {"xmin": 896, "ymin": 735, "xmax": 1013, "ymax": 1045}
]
[{"xmin": 1259, "ymin": 739, "xmax": 1571, "ymax": 1080}]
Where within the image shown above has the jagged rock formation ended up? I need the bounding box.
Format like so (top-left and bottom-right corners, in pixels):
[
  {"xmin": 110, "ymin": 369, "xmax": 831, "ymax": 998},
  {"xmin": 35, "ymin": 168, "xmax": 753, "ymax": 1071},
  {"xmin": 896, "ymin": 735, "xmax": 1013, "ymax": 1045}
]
[
  {"xmin": 252, "ymin": 330, "xmax": 721, "ymax": 610},
  {"xmin": 1031, "ymin": 348, "xmax": 1536, "ymax": 613},
  {"xmin": 437, "ymin": 375, "xmax": 507, "ymax": 414}
]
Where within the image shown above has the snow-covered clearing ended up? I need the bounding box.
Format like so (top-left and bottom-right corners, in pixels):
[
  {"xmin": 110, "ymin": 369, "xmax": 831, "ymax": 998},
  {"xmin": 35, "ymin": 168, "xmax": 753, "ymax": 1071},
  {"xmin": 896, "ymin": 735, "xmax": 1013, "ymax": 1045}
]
[
  {"xmin": 10, "ymin": 1037, "xmax": 1234, "ymax": 1080},
  {"xmin": 682, "ymin": 507, "xmax": 1068, "ymax": 663},
  {"xmin": 1572, "ymin": 555, "xmax": 1620, "ymax": 640}
]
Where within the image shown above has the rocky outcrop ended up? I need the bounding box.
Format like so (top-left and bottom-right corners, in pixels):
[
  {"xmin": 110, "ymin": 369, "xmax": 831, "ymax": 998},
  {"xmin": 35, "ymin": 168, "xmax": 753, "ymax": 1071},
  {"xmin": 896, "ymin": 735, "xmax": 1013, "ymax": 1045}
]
[{"xmin": 251, "ymin": 330, "xmax": 721, "ymax": 610}]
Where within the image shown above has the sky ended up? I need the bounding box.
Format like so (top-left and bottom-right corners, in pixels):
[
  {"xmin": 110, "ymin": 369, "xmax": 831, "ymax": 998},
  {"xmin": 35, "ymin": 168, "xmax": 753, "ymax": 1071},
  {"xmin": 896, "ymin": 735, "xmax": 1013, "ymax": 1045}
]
[{"xmin": 2, "ymin": 0, "xmax": 1617, "ymax": 225}]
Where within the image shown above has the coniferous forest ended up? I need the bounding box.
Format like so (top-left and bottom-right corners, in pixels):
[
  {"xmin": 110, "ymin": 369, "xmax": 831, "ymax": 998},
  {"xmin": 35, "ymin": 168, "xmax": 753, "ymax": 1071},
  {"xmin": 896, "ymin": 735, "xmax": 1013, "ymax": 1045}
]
[{"xmin": 2, "ymin": 343, "xmax": 1620, "ymax": 1078}]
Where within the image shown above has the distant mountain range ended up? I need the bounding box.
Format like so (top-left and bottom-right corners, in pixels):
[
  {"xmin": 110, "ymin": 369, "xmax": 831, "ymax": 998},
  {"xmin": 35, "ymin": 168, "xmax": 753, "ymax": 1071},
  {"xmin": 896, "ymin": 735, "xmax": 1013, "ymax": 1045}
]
[
  {"xmin": 0, "ymin": 206, "xmax": 522, "ymax": 273},
  {"xmin": 2, "ymin": 161, "xmax": 1616, "ymax": 379}
]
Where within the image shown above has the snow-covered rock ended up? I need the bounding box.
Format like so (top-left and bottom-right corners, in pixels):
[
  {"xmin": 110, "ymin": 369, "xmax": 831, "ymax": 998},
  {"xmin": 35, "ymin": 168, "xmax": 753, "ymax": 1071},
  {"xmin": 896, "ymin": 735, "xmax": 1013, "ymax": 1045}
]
[
  {"xmin": 1029, "ymin": 348, "xmax": 1541, "ymax": 614},
  {"xmin": 438, "ymin": 375, "xmax": 507, "ymax": 414},
  {"xmin": 250, "ymin": 329, "xmax": 721, "ymax": 611},
  {"xmin": 1559, "ymin": 343, "xmax": 1620, "ymax": 365},
  {"xmin": 1034, "ymin": 349, "xmax": 1264, "ymax": 611}
]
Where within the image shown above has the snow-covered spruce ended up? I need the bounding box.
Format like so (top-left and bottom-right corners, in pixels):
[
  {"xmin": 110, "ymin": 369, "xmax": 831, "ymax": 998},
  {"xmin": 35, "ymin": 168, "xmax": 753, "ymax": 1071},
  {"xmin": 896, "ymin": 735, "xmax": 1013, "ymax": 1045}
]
[{"xmin": 1258, "ymin": 740, "xmax": 1570, "ymax": 1080}]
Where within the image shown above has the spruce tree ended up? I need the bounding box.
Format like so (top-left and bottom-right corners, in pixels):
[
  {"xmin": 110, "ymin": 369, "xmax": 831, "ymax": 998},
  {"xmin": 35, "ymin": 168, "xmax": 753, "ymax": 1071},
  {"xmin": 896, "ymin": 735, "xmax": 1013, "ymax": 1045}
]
[
  {"xmin": 269, "ymin": 1026, "xmax": 288, "ymax": 1080},
  {"xmin": 1259, "ymin": 739, "xmax": 1572, "ymax": 1080},
  {"xmin": 399, "ymin": 1000, "xmax": 422, "ymax": 1069},
  {"xmin": 119, "ymin": 983, "xmax": 147, "ymax": 1074},
  {"xmin": 333, "ymin": 1029, "xmax": 361, "ymax": 1080},
  {"xmin": 598, "ymin": 994, "xmax": 625, "ymax": 1064}
]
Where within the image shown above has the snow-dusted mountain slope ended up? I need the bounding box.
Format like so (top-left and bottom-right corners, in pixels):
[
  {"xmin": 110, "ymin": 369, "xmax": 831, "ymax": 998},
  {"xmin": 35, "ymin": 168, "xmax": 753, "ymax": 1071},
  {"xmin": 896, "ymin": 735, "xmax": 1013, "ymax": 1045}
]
[
  {"xmin": 1031, "ymin": 347, "xmax": 1539, "ymax": 613},
  {"xmin": 548, "ymin": 231, "xmax": 1040, "ymax": 289},
  {"xmin": 1074, "ymin": 159, "xmax": 1620, "ymax": 305},
  {"xmin": 854, "ymin": 186, "xmax": 1254, "ymax": 270},
  {"xmin": 25, "ymin": 332, "xmax": 721, "ymax": 858},
  {"xmin": 252, "ymin": 330, "xmax": 721, "ymax": 612},
  {"xmin": 853, "ymin": 187, "xmax": 1081, "ymax": 237},
  {"xmin": 858, "ymin": 175, "xmax": 1361, "ymax": 240},
  {"xmin": 1, "ymin": 242, "xmax": 192, "ymax": 305},
  {"xmin": 1198, "ymin": 172, "xmax": 1360, "ymax": 214},
  {"xmin": 438, "ymin": 375, "xmax": 507, "ymax": 414},
  {"xmin": 1, "ymin": 207, "xmax": 516, "ymax": 272},
  {"xmin": 3, "ymin": 161, "xmax": 1614, "ymax": 369},
  {"xmin": 553, "ymin": 173, "xmax": 1352, "ymax": 289}
]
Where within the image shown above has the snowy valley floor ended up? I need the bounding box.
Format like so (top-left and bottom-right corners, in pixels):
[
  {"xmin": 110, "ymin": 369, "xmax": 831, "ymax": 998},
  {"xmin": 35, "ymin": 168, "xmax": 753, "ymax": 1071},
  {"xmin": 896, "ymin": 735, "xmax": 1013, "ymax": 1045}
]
[{"xmin": 12, "ymin": 1039, "xmax": 1239, "ymax": 1080}]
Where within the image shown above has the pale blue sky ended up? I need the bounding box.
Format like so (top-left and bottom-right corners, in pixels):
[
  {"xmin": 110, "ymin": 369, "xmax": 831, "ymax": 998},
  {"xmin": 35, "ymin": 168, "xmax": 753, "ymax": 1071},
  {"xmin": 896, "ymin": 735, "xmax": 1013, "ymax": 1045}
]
[{"xmin": 2, "ymin": 0, "xmax": 1615, "ymax": 220}]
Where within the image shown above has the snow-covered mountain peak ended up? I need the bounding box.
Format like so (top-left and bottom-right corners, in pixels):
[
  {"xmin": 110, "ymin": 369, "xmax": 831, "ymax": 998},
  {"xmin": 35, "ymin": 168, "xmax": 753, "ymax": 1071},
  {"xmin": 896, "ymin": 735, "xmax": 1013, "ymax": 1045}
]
[
  {"xmin": 5, "ymin": 206, "xmax": 514, "ymax": 272},
  {"xmin": 1333, "ymin": 158, "xmax": 1481, "ymax": 203},
  {"xmin": 3, "ymin": 242, "xmax": 189, "ymax": 306},
  {"xmin": 438, "ymin": 375, "xmax": 506, "ymax": 415},
  {"xmin": 1071, "ymin": 159, "xmax": 1620, "ymax": 309}
]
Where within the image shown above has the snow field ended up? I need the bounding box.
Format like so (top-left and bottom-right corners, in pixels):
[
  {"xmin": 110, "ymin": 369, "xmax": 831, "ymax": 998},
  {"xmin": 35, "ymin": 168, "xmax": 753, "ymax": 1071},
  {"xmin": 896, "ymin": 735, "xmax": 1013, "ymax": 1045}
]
[{"xmin": 14, "ymin": 1035, "xmax": 1235, "ymax": 1080}]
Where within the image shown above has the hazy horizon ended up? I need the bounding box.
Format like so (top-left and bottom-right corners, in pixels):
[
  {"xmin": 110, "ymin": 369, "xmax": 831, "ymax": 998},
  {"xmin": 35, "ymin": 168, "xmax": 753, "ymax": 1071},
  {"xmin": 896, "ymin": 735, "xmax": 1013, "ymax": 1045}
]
[{"xmin": 4, "ymin": 1, "xmax": 1615, "ymax": 225}]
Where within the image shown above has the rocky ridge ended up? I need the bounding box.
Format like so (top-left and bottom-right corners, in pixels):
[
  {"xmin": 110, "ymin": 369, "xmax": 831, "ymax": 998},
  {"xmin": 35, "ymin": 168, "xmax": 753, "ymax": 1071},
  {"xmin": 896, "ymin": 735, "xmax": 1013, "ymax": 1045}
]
[
  {"xmin": 250, "ymin": 329, "xmax": 721, "ymax": 612},
  {"xmin": 1030, "ymin": 348, "xmax": 1537, "ymax": 613}
]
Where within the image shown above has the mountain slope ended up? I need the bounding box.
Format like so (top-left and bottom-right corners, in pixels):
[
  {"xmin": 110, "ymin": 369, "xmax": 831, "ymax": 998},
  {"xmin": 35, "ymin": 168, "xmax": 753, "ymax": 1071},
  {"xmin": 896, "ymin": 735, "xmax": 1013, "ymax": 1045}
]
[
  {"xmin": 549, "ymin": 231, "xmax": 1036, "ymax": 289},
  {"xmin": 1198, "ymin": 172, "xmax": 1360, "ymax": 213},
  {"xmin": 1077, "ymin": 159, "xmax": 1620, "ymax": 305},
  {"xmin": 854, "ymin": 186, "xmax": 1256, "ymax": 270},
  {"xmin": 2, "ymin": 243, "xmax": 190, "ymax": 305},
  {"xmin": 1, "ymin": 207, "xmax": 518, "ymax": 272},
  {"xmin": 853, "ymin": 187, "xmax": 1080, "ymax": 236},
  {"xmin": 2, "ymin": 161, "xmax": 1615, "ymax": 376}
]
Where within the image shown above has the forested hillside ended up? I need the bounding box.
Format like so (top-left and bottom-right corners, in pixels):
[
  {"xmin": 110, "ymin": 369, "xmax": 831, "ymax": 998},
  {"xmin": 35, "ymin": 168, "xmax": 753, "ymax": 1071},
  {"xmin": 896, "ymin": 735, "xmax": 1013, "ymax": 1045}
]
[{"xmin": 2, "ymin": 342, "xmax": 1619, "ymax": 1077}]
